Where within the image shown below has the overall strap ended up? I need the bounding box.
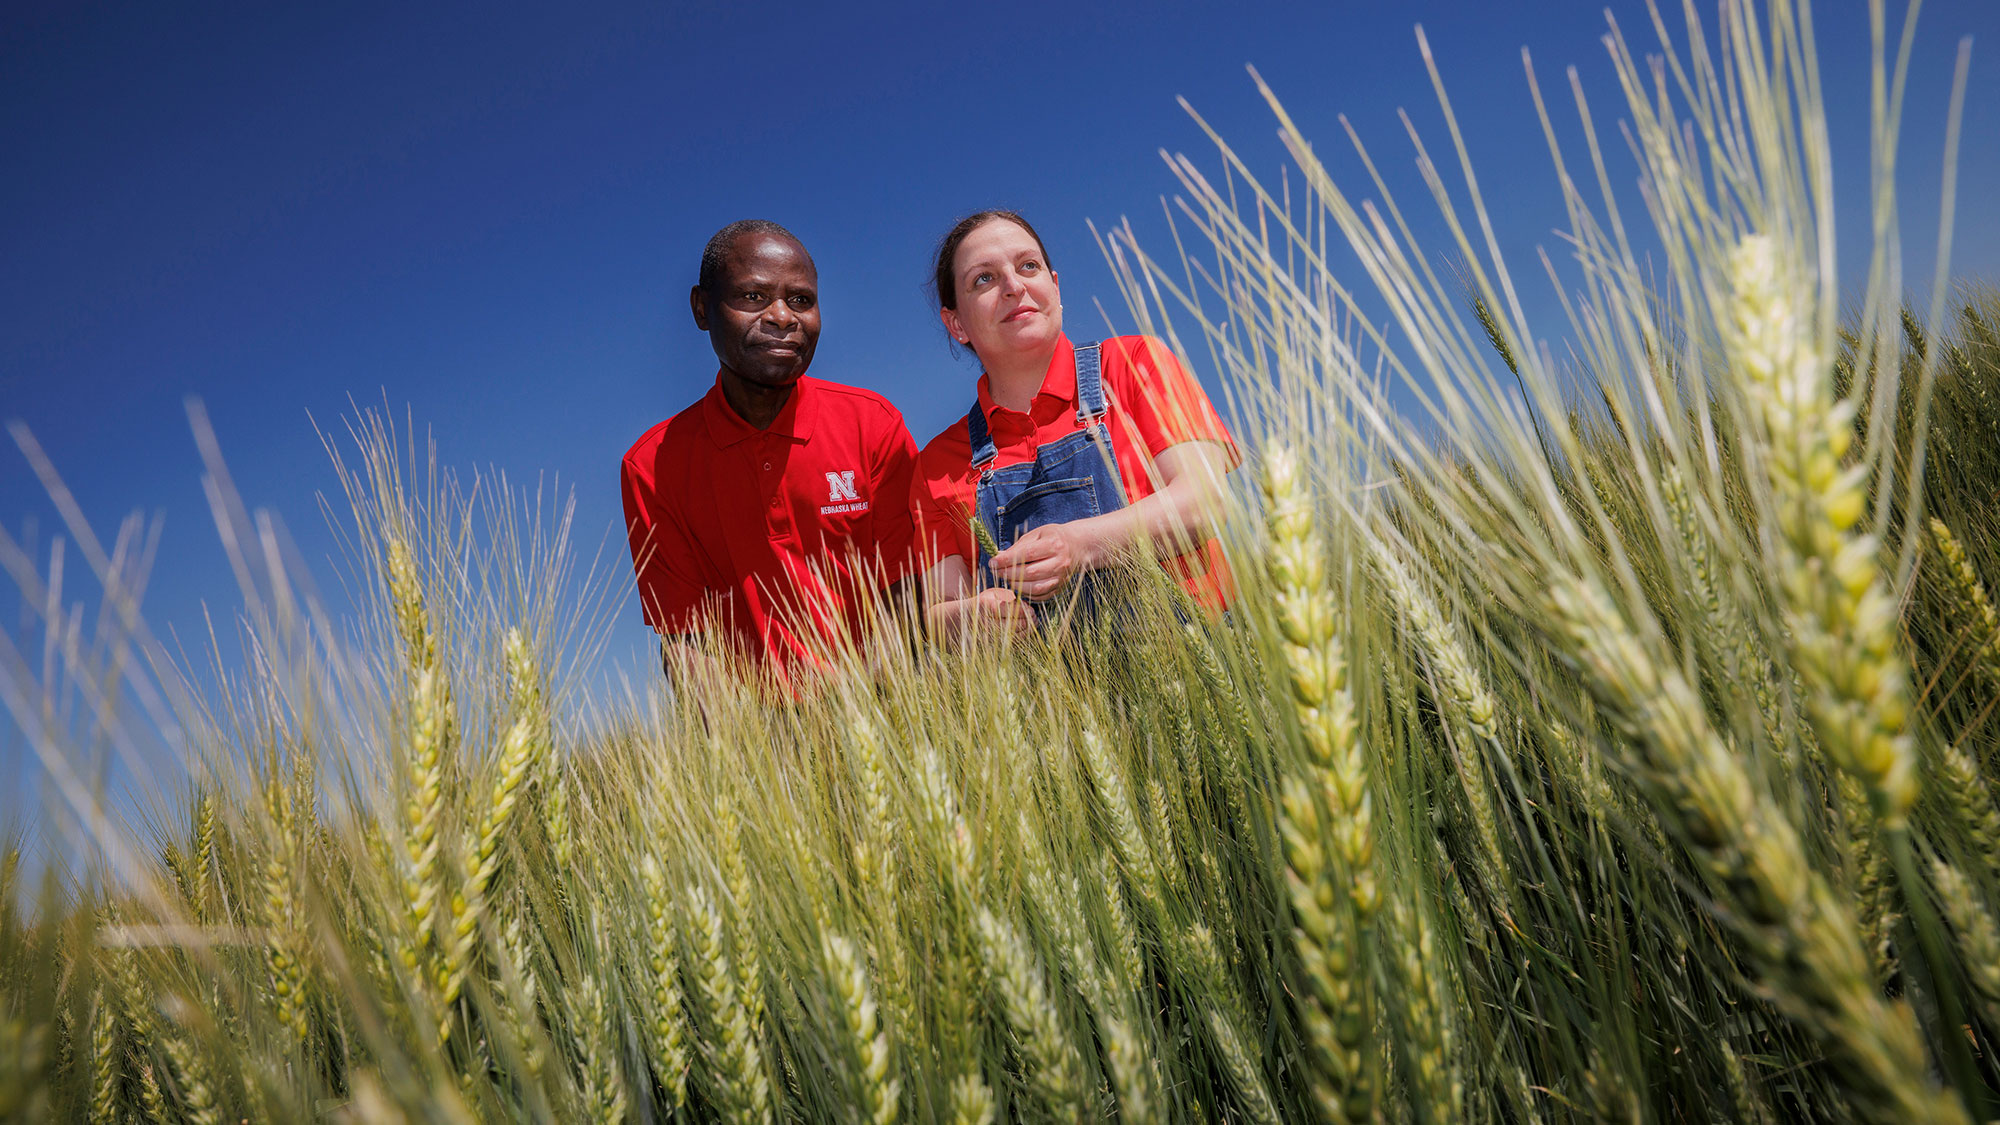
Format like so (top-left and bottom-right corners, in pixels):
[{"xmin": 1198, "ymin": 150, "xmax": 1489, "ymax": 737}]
[
  {"xmin": 966, "ymin": 401, "xmax": 999, "ymax": 470},
  {"xmin": 1073, "ymin": 342, "xmax": 1108, "ymax": 424},
  {"xmin": 972, "ymin": 340, "xmax": 1103, "ymax": 467}
]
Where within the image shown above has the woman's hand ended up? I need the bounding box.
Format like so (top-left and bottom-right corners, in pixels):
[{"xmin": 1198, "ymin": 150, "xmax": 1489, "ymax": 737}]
[
  {"xmin": 985, "ymin": 442, "xmax": 1229, "ymax": 602},
  {"xmin": 990, "ymin": 523, "xmax": 1100, "ymax": 602},
  {"xmin": 973, "ymin": 586, "xmax": 1037, "ymax": 634},
  {"xmin": 918, "ymin": 554, "xmax": 1036, "ymax": 640}
]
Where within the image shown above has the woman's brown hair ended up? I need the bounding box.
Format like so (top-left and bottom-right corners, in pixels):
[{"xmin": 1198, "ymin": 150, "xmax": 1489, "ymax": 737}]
[{"xmin": 930, "ymin": 210, "xmax": 1051, "ymax": 312}]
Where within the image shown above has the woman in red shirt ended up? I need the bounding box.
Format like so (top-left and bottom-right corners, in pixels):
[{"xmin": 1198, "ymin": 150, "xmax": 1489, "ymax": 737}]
[{"xmin": 911, "ymin": 210, "xmax": 1240, "ymax": 636}]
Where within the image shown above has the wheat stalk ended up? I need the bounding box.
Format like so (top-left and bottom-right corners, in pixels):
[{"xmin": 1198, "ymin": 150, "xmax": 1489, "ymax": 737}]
[
  {"xmin": 917, "ymin": 747, "xmax": 981, "ymax": 902},
  {"xmin": 1019, "ymin": 817, "xmax": 1107, "ymax": 1012},
  {"xmin": 688, "ymin": 884, "xmax": 771, "ymax": 1125},
  {"xmin": 572, "ymin": 975, "xmax": 626, "ymax": 1125},
  {"xmin": 259, "ymin": 767, "xmax": 310, "ymax": 1048},
  {"xmin": 1261, "ymin": 443, "xmax": 1377, "ymax": 1122},
  {"xmin": 159, "ymin": 1026, "xmax": 221, "ymax": 1125},
  {"xmin": 823, "ymin": 932, "xmax": 899, "ymax": 1125},
  {"xmin": 640, "ymin": 857, "xmax": 689, "ymax": 1109},
  {"xmin": 713, "ymin": 793, "xmax": 766, "ymax": 1032},
  {"xmin": 492, "ymin": 917, "xmax": 546, "ymax": 1082},
  {"xmin": 88, "ymin": 987, "xmax": 117, "ymax": 1125},
  {"xmin": 1207, "ymin": 1007, "xmax": 1281, "ymax": 1125},
  {"xmin": 1186, "ymin": 621, "xmax": 1255, "ymax": 742},
  {"xmin": 948, "ymin": 1072, "xmax": 996, "ymax": 1125},
  {"xmin": 915, "ymin": 746, "xmax": 982, "ymax": 1068},
  {"xmin": 387, "ymin": 538, "xmax": 453, "ymax": 977},
  {"xmin": 843, "ymin": 698, "xmax": 915, "ymax": 1047},
  {"xmin": 1547, "ymin": 573, "xmax": 1961, "ymax": 1123},
  {"xmin": 1370, "ymin": 539, "xmax": 1497, "ymax": 742},
  {"xmin": 440, "ymin": 632, "xmax": 546, "ymax": 1017},
  {"xmin": 542, "ymin": 759, "xmax": 572, "ymax": 873},
  {"xmin": 1100, "ymin": 1012, "xmax": 1159, "ymax": 1125},
  {"xmin": 162, "ymin": 845, "xmax": 195, "ymax": 913},
  {"xmin": 1720, "ymin": 1041, "xmax": 1774, "ymax": 1125},
  {"xmin": 1367, "ymin": 537, "xmax": 1514, "ymax": 907},
  {"xmin": 1930, "ymin": 517, "xmax": 2000, "ymax": 696},
  {"xmin": 1722, "ymin": 232, "xmax": 1916, "ymax": 823},
  {"xmin": 1076, "ymin": 729, "xmax": 1164, "ymax": 916},
  {"xmin": 1936, "ymin": 745, "xmax": 2000, "ymax": 886},
  {"xmin": 1834, "ymin": 772, "xmax": 1899, "ymax": 983},
  {"xmin": 1932, "ymin": 860, "xmax": 2000, "ymax": 1029},
  {"xmin": 973, "ymin": 907, "xmax": 1084, "ymax": 1117},
  {"xmin": 1095, "ymin": 855, "xmax": 1146, "ymax": 1006},
  {"xmin": 137, "ymin": 1059, "xmax": 171, "ymax": 1124},
  {"xmin": 1388, "ymin": 896, "xmax": 1459, "ymax": 1125},
  {"xmin": 1142, "ymin": 777, "xmax": 1188, "ymax": 903},
  {"xmin": 400, "ymin": 664, "xmax": 451, "ymax": 958},
  {"xmin": 192, "ymin": 794, "xmax": 217, "ymax": 921},
  {"xmin": 467, "ymin": 633, "xmax": 546, "ymax": 898}
]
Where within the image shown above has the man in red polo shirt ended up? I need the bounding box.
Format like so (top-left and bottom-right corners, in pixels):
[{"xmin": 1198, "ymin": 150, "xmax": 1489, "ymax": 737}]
[{"xmin": 621, "ymin": 220, "xmax": 918, "ymax": 670}]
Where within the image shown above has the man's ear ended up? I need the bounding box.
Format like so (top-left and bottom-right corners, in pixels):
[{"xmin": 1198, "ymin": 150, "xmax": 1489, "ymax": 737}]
[
  {"xmin": 690, "ymin": 285, "xmax": 711, "ymax": 332},
  {"xmin": 940, "ymin": 306, "xmax": 967, "ymax": 346}
]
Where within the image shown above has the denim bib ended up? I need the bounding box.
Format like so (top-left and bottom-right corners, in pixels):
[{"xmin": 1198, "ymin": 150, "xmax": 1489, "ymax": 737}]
[{"xmin": 968, "ymin": 342, "xmax": 1131, "ymax": 624}]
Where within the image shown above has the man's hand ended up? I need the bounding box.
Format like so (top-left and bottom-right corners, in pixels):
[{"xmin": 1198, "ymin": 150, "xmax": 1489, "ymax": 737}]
[
  {"xmin": 660, "ymin": 635, "xmax": 726, "ymax": 689},
  {"xmin": 990, "ymin": 523, "xmax": 1099, "ymax": 602}
]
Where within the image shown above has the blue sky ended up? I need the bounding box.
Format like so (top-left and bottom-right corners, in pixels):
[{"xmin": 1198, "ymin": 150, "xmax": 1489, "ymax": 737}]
[{"xmin": 4, "ymin": 0, "xmax": 1998, "ymax": 835}]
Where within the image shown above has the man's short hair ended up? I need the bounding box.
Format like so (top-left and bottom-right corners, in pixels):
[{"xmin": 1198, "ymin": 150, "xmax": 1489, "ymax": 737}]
[{"xmin": 698, "ymin": 220, "xmax": 811, "ymax": 296}]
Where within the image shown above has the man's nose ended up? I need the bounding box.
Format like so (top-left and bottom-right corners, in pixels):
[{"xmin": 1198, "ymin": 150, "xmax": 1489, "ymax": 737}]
[{"xmin": 763, "ymin": 300, "xmax": 797, "ymax": 328}]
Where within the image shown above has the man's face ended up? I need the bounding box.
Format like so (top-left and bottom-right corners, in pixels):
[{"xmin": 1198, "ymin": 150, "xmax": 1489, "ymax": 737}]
[{"xmin": 691, "ymin": 234, "xmax": 820, "ymax": 389}]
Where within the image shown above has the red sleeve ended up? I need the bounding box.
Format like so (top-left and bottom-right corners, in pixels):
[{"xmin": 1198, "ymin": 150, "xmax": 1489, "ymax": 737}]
[
  {"xmin": 866, "ymin": 407, "xmax": 920, "ymax": 585},
  {"xmin": 911, "ymin": 456, "xmax": 974, "ymax": 570},
  {"xmin": 621, "ymin": 451, "xmax": 707, "ymax": 635},
  {"xmin": 1111, "ymin": 337, "xmax": 1240, "ymax": 469}
]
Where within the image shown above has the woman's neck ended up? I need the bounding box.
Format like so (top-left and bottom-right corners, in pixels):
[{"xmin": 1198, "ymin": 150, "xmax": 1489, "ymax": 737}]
[{"xmin": 984, "ymin": 340, "xmax": 1060, "ymax": 412}]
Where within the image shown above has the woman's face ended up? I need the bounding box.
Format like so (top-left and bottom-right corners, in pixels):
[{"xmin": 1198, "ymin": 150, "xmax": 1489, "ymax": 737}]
[{"xmin": 941, "ymin": 218, "xmax": 1062, "ymax": 363}]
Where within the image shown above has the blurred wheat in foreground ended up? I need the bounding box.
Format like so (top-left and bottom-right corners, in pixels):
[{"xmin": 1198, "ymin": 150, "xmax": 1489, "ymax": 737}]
[{"xmin": 8, "ymin": 1, "xmax": 2000, "ymax": 1121}]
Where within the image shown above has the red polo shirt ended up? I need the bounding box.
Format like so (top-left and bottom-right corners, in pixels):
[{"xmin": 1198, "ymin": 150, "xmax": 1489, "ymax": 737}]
[
  {"xmin": 621, "ymin": 373, "xmax": 918, "ymax": 664},
  {"xmin": 912, "ymin": 335, "xmax": 1239, "ymax": 611}
]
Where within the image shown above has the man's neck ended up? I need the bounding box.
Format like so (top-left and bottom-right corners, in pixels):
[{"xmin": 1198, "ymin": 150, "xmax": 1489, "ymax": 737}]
[{"xmin": 718, "ymin": 369, "xmax": 796, "ymax": 430}]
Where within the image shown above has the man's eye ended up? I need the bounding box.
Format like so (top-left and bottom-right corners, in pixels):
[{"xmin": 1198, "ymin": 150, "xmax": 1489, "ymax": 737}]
[
  {"xmin": 789, "ymin": 295, "xmax": 813, "ymax": 309},
  {"xmin": 1021, "ymin": 260, "xmax": 1040, "ymax": 273},
  {"xmin": 974, "ymin": 272, "xmax": 993, "ymax": 287},
  {"xmin": 740, "ymin": 292, "xmax": 765, "ymax": 303}
]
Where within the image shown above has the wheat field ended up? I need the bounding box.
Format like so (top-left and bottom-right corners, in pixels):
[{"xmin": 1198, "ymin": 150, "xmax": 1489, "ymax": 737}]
[{"xmin": 7, "ymin": 1, "xmax": 2000, "ymax": 1121}]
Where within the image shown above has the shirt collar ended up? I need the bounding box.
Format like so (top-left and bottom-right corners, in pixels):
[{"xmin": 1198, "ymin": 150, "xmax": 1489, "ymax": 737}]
[
  {"xmin": 975, "ymin": 334, "xmax": 1075, "ymax": 417},
  {"xmin": 701, "ymin": 371, "xmax": 817, "ymax": 447}
]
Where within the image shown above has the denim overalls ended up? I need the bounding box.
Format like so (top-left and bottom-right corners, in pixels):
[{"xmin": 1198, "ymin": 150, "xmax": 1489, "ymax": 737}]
[{"xmin": 969, "ymin": 341, "xmax": 1130, "ymax": 625}]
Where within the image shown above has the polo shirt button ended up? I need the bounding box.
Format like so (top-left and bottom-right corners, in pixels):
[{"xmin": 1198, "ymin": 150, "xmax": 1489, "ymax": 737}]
[{"xmin": 762, "ymin": 461, "xmax": 773, "ymax": 471}]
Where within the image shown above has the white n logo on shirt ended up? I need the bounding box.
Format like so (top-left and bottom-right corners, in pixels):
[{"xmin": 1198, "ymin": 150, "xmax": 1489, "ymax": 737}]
[{"xmin": 825, "ymin": 471, "xmax": 860, "ymax": 503}]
